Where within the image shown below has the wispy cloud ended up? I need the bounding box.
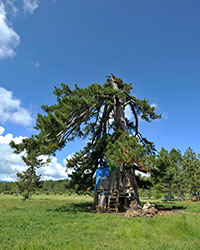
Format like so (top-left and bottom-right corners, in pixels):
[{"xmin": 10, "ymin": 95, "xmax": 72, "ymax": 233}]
[
  {"xmin": 126, "ymin": 103, "xmax": 161, "ymax": 121},
  {"xmin": 162, "ymin": 112, "xmax": 168, "ymax": 119},
  {"xmin": 0, "ymin": 0, "xmax": 41, "ymax": 60},
  {"xmin": 5, "ymin": 0, "xmax": 18, "ymax": 17},
  {"xmin": 150, "ymin": 103, "xmax": 168, "ymax": 120},
  {"xmin": 0, "ymin": 87, "xmax": 33, "ymax": 126},
  {"xmin": 23, "ymin": 0, "xmax": 39, "ymax": 14},
  {"xmin": 34, "ymin": 60, "xmax": 40, "ymax": 68},
  {"xmin": 0, "ymin": 1, "xmax": 20, "ymax": 59}
]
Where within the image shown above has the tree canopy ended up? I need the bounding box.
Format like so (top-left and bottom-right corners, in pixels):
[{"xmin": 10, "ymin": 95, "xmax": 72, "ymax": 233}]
[{"xmin": 10, "ymin": 75, "xmax": 161, "ymax": 194}]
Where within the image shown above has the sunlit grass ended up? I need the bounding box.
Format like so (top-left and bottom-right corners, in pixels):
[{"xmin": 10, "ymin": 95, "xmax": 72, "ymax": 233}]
[{"xmin": 0, "ymin": 194, "xmax": 200, "ymax": 249}]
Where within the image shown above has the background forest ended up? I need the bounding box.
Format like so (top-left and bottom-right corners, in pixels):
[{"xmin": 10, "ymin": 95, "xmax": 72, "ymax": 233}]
[{"xmin": 2, "ymin": 146, "xmax": 200, "ymax": 202}]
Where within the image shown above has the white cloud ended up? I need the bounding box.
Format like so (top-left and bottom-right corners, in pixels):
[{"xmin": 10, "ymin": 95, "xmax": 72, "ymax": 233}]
[
  {"xmin": 23, "ymin": 0, "xmax": 39, "ymax": 14},
  {"xmin": 0, "ymin": 87, "xmax": 33, "ymax": 126},
  {"xmin": 0, "ymin": 174, "xmax": 16, "ymax": 182},
  {"xmin": 0, "ymin": 127, "xmax": 70, "ymax": 181},
  {"xmin": 0, "ymin": 126, "xmax": 5, "ymax": 135},
  {"xmin": 36, "ymin": 154, "xmax": 74, "ymax": 180},
  {"xmin": 0, "ymin": 131, "xmax": 26, "ymax": 181},
  {"xmin": 0, "ymin": 1, "xmax": 20, "ymax": 59},
  {"xmin": 63, "ymin": 154, "xmax": 75, "ymax": 176},
  {"xmin": 125, "ymin": 105, "xmax": 133, "ymax": 120},
  {"xmin": 37, "ymin": 157, "xmax": 68, "ymax": 181}
]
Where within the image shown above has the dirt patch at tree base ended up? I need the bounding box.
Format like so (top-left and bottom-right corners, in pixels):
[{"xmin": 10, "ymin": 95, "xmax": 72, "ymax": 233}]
[
  {"xmin": 91, "ymin": 209, "xmax": 183, "ymax": 217},
  {"xmin": 91, "ymin": 202, "xmax": 187, "ymax": 218},
  {"xmin": 93, "ymin": 209, "xmax": 185, "ymax": 217}
]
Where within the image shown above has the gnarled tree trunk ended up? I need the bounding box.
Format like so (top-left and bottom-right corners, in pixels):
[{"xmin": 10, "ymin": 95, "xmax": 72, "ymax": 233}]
[{"xmin": 110, "ymin": 75, "xmax": 140, "ymax": 206}]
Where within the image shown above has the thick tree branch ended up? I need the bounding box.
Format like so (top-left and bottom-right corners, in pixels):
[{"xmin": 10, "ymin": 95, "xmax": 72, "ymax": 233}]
[{"xmin": 128, "ymin": 101, "xmax": 139, "ymax": 136}]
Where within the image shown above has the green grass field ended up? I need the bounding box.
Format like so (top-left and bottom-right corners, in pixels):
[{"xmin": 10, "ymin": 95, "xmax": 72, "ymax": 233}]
[{"xmin": 0, "ymin": 194, "xmax": 200, "ymax": 250}]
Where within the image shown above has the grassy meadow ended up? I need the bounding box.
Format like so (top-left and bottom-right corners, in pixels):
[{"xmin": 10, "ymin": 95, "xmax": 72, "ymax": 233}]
[{"xmin": 0, "ymin": 194, "xmax": 200, "ymax": 250}]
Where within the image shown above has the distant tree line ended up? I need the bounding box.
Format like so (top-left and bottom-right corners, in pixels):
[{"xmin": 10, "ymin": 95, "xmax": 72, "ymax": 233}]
[
  {"xmin": 40, "ymin": 179, "xmax": 73, "ymax": 195},
  {"xmin": 0, "ymin": 182, "xmax": 17, "ymax": 195},
  {"xmin": 1, "ymin": 146, "xmax": 200, "ymax": 201},
  {"xmin": 0, "ymin": 179, "xmax": 75, "ymax": 197}
]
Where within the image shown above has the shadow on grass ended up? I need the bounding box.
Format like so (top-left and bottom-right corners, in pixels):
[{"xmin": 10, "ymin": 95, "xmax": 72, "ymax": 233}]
[
  {"xmin": 47, "ymin": 202, "xmax": 93, "ymax": 214},
  {"xmin": 155, "ymin": 204, "xmax": 186, "ymax": 211},
  {"xmin": 48, "ymin": 201, "xmax": 186, "ymax": 214}
]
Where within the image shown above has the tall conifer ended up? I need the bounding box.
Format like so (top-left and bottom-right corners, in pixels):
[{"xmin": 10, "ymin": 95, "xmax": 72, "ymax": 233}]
[{"xmin": 10, "ymin": 75, "xmax": 161, "ymax": 204}]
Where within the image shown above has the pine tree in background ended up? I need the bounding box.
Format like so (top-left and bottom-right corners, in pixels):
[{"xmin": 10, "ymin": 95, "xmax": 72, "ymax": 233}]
[
  {"xmin": 183, "ymin": 147, "xmax": 200, "ymax": 199},
  {"xmin": 10, "ymin": 74, "xmax": 161, "ymax": 206},
  {"xmin": 152, "ymin": 147, "xmax": 176, "ymax": 201},
  {"xmin": 169, "ymin": 148, "xmax": 185, "ymax": 201},
  {"xmin": 151, "ymin": 147, "xmax": 200, "ymax": 201}
]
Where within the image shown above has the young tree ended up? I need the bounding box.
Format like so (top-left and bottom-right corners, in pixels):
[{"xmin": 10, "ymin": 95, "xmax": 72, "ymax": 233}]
[
  {"xmin": 10, "ymin": 75, "xmax": 161, "ymax": 206},
  {"xmin": 16, "ymin": 166, "xmax": 40, "ymax": 200},
  {"xmin": 10, "ymin": 146, "xmax": 49, "ymax": 200}
]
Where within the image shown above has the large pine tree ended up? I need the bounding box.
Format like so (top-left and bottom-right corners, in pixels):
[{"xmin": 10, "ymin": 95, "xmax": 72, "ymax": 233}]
[{"xmin": 10, "ymin": 75, "xmax": 161, "ymax": 205}]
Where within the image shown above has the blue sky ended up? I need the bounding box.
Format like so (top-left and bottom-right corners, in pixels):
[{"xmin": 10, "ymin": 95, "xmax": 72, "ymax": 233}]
[{"xmin": 0, "ymin": 0, "xmax": 200, "ymax": 181}]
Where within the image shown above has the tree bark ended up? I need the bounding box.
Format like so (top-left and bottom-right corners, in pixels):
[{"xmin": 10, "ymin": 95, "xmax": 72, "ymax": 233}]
[
  {"xmin": 167, "ymin": 184, "xmax": 172, "ymax": 201},
  {"xmin": 110, "ymin": 75, "xmax": 140, "ymax": 206}
]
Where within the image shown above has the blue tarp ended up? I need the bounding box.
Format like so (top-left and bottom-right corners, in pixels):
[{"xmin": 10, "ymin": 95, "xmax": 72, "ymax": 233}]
[{"xmin": 94, "ymin": 165, "xmax": 110, "ymax": 192}]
